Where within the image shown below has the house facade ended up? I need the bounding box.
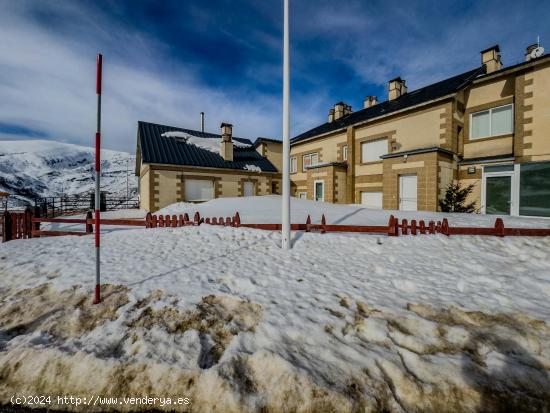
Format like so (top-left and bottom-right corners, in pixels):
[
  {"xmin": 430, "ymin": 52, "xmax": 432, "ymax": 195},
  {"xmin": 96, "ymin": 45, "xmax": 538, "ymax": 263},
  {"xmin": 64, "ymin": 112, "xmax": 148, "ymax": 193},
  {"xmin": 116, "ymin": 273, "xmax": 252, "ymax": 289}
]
[
  {"xmin": 290, "ymin": 44, "xmax": 550, "ymax": 217},
  {"xmin": 136, "ymin": 121, "xmax": 281, "ymax": 212}
]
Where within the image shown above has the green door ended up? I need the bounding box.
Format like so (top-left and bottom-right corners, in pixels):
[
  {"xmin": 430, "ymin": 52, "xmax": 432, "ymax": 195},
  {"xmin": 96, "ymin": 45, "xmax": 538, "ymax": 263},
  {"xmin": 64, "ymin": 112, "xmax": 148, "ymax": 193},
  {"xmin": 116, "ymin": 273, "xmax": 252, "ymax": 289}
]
[{"xmin": 486, "ymin": 176, "xmax": 511, "ymax": 215}]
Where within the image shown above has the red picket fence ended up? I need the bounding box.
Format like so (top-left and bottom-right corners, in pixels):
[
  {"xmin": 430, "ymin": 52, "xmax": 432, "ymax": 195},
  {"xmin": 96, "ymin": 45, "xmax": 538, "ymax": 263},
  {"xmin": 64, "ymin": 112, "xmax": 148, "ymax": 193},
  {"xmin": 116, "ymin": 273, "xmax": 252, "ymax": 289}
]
[{"xmin": 3, "ymin": 209, "xmax": 550, "ymax": 242}]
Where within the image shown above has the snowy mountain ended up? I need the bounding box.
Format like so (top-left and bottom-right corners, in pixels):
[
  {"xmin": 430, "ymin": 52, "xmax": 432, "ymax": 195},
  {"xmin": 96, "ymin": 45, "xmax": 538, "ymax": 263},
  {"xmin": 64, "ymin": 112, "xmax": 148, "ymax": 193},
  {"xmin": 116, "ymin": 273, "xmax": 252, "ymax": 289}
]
[{"xmin": 0, "ymin": 140, "xmax": 137, "ymax": 207}]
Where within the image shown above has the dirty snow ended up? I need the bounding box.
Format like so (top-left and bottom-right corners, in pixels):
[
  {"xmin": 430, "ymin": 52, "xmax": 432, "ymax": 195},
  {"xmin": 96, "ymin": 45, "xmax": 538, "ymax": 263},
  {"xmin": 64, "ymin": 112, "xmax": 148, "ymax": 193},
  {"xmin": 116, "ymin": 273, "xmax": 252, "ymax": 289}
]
[{"xmin": 1, "ymin": 196, "xmax": 550, "ymax": 412}]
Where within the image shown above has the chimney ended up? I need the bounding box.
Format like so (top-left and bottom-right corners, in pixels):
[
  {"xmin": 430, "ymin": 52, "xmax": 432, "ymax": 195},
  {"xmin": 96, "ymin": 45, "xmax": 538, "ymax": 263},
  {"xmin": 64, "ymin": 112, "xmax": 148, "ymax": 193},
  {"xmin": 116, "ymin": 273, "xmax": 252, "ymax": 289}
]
[
  {"xmin": 220, "ymin": 122, "xmax": 233, "ymax": 162},
  {"xmin": 481, "ymin": 44, "xmax": 502, "ymax": 73},
  {"xmin": 525, "ymin": 43, "xmax": 539, "ymax": 62},
  {"xmin": 388, "ymin": 77, "xmax": 407, "ymax": 101},
  {"xmin": 328, "ymin": 108, "xmax": 335, "ymax": 123},
  {"xmin": 334, "ymin": 102, "xmax": 344, "ymax": 120},
  {"xmin": 200, "ymin": 112, "xmax": 205, "ymax": 132},
  {"xmin": 363, "ymin": 95, "xmax": 378, "ymax": 108}
]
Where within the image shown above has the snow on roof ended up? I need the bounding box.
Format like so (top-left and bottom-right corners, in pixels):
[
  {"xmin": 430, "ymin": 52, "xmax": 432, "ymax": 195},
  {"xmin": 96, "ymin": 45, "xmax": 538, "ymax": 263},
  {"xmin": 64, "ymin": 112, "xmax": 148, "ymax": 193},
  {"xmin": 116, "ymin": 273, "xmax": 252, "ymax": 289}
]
[
  {"xmin": 161, "ymin": 131, "xmax": 251, "ymax": 154},
  {"xmin": 243, "ymin": 164, "xmax": 262, "ymax": 172}
]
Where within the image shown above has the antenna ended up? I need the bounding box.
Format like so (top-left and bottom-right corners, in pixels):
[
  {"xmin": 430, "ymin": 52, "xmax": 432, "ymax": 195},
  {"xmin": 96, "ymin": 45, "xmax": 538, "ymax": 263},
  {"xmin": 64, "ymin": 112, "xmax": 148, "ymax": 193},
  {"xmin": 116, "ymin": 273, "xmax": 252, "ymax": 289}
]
[{"xmin": 200, "ymin": 112, "xmax": 204, "ymax": 133}]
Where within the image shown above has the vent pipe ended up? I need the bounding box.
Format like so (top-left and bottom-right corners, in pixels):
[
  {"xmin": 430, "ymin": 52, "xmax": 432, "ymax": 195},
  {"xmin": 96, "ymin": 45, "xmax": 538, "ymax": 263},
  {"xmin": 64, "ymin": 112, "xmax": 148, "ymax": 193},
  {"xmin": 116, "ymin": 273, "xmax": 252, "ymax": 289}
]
[{"xmin": 200, "ymin": 112, "xmax": 205, "ymax": 132}]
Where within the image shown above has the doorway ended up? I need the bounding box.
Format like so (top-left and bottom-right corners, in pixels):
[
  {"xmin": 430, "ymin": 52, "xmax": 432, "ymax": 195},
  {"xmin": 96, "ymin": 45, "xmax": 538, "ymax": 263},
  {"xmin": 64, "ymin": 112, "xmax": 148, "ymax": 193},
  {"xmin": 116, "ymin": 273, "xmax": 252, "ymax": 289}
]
[
  {"xmin": 399, "ymin": 174, "xmax": 418, "ymax": 211},
  {"xmin": 314, "ymin": 180, "xmax": 324, "ymax": 202}
]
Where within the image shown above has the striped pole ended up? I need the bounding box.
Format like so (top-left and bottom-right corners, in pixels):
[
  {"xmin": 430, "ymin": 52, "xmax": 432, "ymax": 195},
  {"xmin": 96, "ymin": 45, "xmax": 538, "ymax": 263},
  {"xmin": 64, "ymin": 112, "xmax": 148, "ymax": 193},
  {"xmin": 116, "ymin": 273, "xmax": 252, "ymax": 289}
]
[{"xmin": 93, "ymin": 53, "xmax": 102, "ymax": 304}]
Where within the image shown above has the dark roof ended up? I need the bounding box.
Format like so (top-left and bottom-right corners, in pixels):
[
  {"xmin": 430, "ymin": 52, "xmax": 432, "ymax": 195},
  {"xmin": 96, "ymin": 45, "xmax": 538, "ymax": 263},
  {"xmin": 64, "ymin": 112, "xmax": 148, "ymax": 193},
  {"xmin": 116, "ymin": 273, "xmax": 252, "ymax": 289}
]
[
  {"xmin": 292, "ymin": 67, "xmax": 484, "ymax": 144},
  {"xmin": 380, "ymin": 146, "xmax": 454, "ymax": 159},
  {"xmin": 458, "ymin": 154, "xmax": 514, "ymax": 165},
  {"xmin": 253, "ymin": 137, "xmax": 282, "ymax": 147},
  {"xmin": 137, "ymin": 121, "xmax": 279, "ymax": 173}
]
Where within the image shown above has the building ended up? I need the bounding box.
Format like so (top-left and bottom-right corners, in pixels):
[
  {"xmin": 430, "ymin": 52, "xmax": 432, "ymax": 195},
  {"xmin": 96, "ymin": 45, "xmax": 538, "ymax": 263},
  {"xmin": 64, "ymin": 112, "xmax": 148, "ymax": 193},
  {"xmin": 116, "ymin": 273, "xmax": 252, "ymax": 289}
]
[
  {"xmin": 290, "ymin": 44, "xmax": 550, "ymax": 217},
  {"xmin": 135, "ymin": 121, "xmax": 281, "ymax": 212}
]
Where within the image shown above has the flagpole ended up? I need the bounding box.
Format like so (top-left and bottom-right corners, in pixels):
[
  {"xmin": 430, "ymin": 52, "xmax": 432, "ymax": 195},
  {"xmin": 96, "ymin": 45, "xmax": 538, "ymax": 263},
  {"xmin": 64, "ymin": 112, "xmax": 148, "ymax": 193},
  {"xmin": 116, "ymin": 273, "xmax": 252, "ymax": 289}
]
[{"xmin": 281, "ymin": 0, "xmax": 291, "ymax": 249}]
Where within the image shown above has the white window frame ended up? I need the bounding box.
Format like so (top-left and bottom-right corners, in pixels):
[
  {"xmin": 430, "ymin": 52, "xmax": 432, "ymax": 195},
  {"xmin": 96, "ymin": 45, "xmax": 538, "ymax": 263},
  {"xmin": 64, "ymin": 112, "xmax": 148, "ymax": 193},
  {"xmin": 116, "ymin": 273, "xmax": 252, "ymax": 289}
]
[
  {"xmin": 302, "ymin": 152, "xmax": 319, "ymax": 172},
  {"xmin": 342, "ymin": 145, "xmax": 348, "ymax": 161},
  {"xmin": 313, "ymin": 180, "xmax": 324, "ymax": 202},
  {"xmin": 290, "ymin": 157, "xmax": 297, "ymax": 173},
  {"xmin": 361, "ymin": 138, "xmax": 387, "ymax": 163},
  {"xmin": 481, "ymin": 164, "xmax": 519, "ymax": 216},
  {"xmin": 470, "ymin": 103, "xmax": 514, "ymax": 140},
  {"xmin": 298, "ymin": 192, "xmax": 307, "ymax": 199}
]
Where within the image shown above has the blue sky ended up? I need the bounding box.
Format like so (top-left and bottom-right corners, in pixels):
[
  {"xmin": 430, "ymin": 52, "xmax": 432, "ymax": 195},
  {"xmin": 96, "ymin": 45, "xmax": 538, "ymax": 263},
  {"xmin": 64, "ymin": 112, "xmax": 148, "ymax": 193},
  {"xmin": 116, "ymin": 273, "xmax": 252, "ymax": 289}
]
[{"xmin": 1, "ymin": 0, "xmax": 549, "ymax": 152}]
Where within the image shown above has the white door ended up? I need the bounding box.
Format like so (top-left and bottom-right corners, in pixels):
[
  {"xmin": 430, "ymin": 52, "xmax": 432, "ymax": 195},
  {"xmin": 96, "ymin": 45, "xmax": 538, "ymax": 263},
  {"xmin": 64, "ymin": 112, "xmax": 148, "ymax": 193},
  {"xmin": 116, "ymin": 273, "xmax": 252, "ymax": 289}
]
[
  {"xmin": 314, "ymin": 180, "xmax": 324, "ymax": 202},
  {"xmin": 399, "ymin": 174, "xmax": 417, "ymax": 211},
  {"xmin": 243, "ymin": 181, "xmax": 255, "ymax": 197},
  {"xmin": 185, "ymin": 179, "xmax": 213, "ymax": 202},
  {"xmin": 361, "ymin": 191, "xmax": 383, "ymax": 209}
]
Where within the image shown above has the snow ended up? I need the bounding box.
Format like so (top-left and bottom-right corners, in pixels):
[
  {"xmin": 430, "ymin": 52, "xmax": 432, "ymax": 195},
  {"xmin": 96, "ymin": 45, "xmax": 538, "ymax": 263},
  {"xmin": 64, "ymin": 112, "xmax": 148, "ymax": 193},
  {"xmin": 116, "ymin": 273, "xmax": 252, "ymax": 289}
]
[
  {"xmin": 157, "ymin": 195, "xmax": 550, "ymax": 228},
  {"xmin": 0, "ymin": 139, "xmax": 138, "ymax": 206},
  {"xmin": 161, "ymin": 131, "xmax": 251, "ymax": 154},
  {"xmin": 1, "ymin": 196, "xmax": 550, "ymax": 411},
  {"xmin": 243, "ymin": 164, "xmax": 262, "ymax": 172}
]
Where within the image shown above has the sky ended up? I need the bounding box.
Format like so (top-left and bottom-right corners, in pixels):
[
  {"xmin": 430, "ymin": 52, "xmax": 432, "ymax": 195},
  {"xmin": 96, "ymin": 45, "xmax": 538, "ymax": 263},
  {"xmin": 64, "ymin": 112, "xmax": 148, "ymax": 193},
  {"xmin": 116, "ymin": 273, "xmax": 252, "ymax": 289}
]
[{"xmin": 0, "ymin": 0, "xmax": 549, "ymax": 153}]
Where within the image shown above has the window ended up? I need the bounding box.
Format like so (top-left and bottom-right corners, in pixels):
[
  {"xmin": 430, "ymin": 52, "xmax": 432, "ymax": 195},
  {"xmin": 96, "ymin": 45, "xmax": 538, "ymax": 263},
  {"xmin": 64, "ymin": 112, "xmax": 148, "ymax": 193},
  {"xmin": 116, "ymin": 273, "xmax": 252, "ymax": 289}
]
[
  {"xmin": 470, "ymin": 104, "xmax": 513, "ymax": 139},
  {"xmin": 298, "ymin": 192, "xmax": 307, "ymax": 199},
  {"xmin": 361, "ymin": 139, "xmax": 387, "ymax": 163},
  {"xmin": 290, "ymin": 157, "xmax": 297, "ymax": 173},
  {"xmin": 302, "ymin": 153, "xmax": 319, "ymax": 171},
  {"xmin": 342, "ymin": 145, "xmax": 348, "ymax": 161},
  {"xmin": 519, "ymin": 161, "xmax": 550, "ymax": 217}
]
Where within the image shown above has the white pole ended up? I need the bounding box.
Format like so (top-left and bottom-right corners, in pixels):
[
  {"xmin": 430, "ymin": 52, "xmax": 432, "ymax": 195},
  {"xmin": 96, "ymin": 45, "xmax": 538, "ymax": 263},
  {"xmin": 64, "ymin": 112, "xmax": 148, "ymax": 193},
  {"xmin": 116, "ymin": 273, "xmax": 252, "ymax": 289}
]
[{"xmin": 281, "ymin": 0, "xmax": 291, "ymax": 249}]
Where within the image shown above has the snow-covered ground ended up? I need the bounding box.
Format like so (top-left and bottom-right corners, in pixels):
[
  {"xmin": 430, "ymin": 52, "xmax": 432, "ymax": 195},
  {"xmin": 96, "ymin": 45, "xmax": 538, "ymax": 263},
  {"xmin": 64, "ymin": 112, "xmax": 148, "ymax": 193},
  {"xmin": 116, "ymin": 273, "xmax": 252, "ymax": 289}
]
[
  {"xmin": 158, "ymin": 195, "xmax": 550, "ymax": 228},
  {"xmin": 1, "ymin": 197, "xmax": 549, "ymax": 412},
  {"xmin": 0, "ymin": 140, "xmax": 138, "ymax": 207}
]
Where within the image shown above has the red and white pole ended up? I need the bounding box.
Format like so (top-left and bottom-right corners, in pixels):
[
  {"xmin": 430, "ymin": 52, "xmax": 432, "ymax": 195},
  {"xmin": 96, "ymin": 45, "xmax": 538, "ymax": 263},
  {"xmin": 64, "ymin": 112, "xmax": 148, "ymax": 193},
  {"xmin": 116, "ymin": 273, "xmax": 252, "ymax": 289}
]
[{"xmin": 94, "ymin": 53, "xmax": 102, "ymax": 304}]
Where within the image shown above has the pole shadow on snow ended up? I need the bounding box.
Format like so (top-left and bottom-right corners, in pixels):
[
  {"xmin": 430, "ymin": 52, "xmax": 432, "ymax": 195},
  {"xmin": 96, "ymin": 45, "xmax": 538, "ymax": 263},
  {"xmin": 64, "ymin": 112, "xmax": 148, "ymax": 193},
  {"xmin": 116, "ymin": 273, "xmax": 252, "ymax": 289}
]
[{"xmin": 461, "ymin": 331, "xmax": 550, "ymax": 412}]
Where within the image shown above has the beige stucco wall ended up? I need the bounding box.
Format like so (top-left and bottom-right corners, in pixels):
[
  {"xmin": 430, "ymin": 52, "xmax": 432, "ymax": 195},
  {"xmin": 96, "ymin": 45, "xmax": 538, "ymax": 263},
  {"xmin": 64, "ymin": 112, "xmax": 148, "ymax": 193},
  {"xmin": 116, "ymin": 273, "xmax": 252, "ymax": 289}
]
[
  {"xmin": 354, "ymin": 104, "xmax": 447, "ymax": 153},
  {"xmin": 525, "ymin": 62, "xmax": 550, "ymax": 162},
  {"xmin": 463, "ymin": 136, "xmax": 513, "ymax": 159},
  {"xmin": 290, "ymin": 131, "xmax": 347, "ymax": 183},
  {"xmin": 260, "ymin": 141, "xmax": 283, "ymax": 171},
  {"xmin": 139, "ymin": 168, "xmax": 150, "ymax": 211},
  {"xmin": 465, "ymin": 76, "xmax": 515, "ymax": 109},
  {"xmin": 156, "ymin": 170, "xmax": 180, "ymax": 208},
  {"xmin": 140, "ymin": 164, "xmax": 280, "ymax": 212}
]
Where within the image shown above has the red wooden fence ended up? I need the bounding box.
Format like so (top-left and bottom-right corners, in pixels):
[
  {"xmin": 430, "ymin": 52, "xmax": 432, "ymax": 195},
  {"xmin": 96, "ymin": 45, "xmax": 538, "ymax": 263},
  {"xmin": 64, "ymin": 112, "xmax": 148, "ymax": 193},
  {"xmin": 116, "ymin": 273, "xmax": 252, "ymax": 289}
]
[{"xmin": 3, "ymin": 210, "xmax": 550, "ymax": 243}]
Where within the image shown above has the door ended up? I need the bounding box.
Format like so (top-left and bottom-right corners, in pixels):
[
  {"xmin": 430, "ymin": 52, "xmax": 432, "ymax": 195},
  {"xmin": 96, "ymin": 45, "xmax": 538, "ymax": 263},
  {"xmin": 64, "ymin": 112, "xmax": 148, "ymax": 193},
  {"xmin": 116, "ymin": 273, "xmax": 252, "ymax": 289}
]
[
  {"xmin": 485, "ymin": 176, "xmax": 512, "ymax": 214},
  {"xmin": 185, "ymin": 179, "xmax": 213, "ymax": 202},
  {"xmin": 399, "ymin": 174, "xmax": 417, "ymax": 211},
  {"xmin": 361, "ymin": 191, "xmax": 383, "ymax": 209},
  {"xmin": 243, "ymin": 181, "xmax": 255, "ymax": 197},
  {"xmin": 314, "ymin": 180, "xmax": 324, "ymax": 202}
]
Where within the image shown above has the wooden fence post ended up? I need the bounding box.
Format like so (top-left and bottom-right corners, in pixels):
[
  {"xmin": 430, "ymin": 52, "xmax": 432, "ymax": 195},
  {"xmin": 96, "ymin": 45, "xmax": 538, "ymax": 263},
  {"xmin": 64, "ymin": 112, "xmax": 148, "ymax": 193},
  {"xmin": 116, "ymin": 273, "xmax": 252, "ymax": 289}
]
[
  {"xmin": 233, "ymin": 212, "xmax": 240, "ymax": 227},
  {"xmin": 441, "ymin": 218, "xmax": 450, "ymax": 236},
  {"xmin": 2, "ymin": 211, "xmax": 11, "ymax": 242},
  {"xmin": 194, "ymin": 212, "xmax": 200, "ymax": 225},
  {"xmin": 225, "ymin": 217, "xmax": 231, "ymax": 226},
  {"xmin": 419, "ymin": 220, "xmax": 426, "ymax": 235},
  {"xmin": 145, "ymin": 212, "xmax": 152, "ymax": 228},
  {"xmin": 152, "ymin": 215, "xmax": 158, "ymax": 228},
  {"xmin": 388, "ymin": 215, "xmax": 397, "ymax": 236},
  {"xmin": 206, "ymin": 217, "xmax": 211, "ymax": 224},
  {"xmin": 305, "ymin": 214, "xmax": 311, "ymax": 232},
  {"xmin": 171, "ymin": 215, "xmax": 177, "ymax": 227},
  {"xmin": 428, "ymin": 220, "xmax": 435, "ymax": 234},
  {"xmin": 86, "ymin": 211, "xmax": 94, "ymax": 234},
  {"xmin": 401, "ymin": 219, "xmax": 408, "ymax": 235},
  {"xmin": 178, "ymin": 214, "xmax": 184, "ymax": 227},
  {"xmin": 495, "ymin": 218, "xmax": 505, "ymax": 237},
  {"xmin": 33, "ymin": 205, "xmax": 41, "ymax": 233},
  {"xmin": 411, "ymin": 219, "xmax": 417, "ymax": 235}
]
